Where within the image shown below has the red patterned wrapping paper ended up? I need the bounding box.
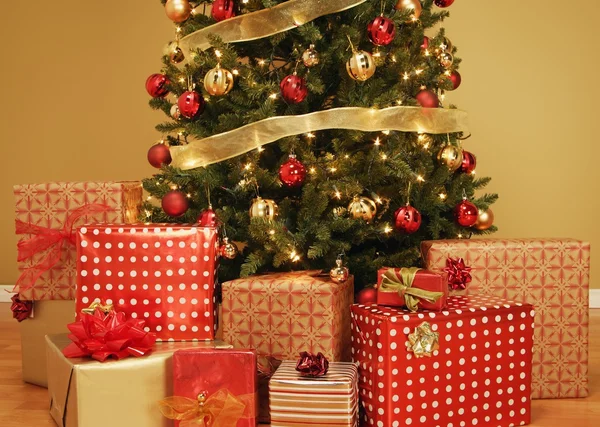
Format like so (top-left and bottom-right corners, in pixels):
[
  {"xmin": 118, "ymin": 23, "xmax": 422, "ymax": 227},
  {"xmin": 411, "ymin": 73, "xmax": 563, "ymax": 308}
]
[
  {"xmin": 14, "ymin": 181, "xmax": 142, "ymax": 300},
  {"xmin": 172, "ymin": 348, "xmax": 258, "ymax": 427},
  {"xmin": 352, "ymin": 296, "xmax": 534, "ymax": 427},
  {"xmin": 75, "ymin": 224, "xmax": 219, "ymax": 342},
  {"xmin": 376, "ymin": 268, "xmax": 447, "ymax": 311},
  {"xmin": 421, "ymin": 238, "xmax": 590, "ymax": 399}
]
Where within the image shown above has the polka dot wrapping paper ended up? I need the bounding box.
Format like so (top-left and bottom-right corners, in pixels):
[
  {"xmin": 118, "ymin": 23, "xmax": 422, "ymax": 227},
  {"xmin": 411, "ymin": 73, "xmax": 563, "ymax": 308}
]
[
  {"xmin": 421, "ymin": 239, "xmax": 589, "ymax": 399},
  {"xmin": 351, "ymin": 295, "xmax": 534, "ymax": 427},
  {"xmin": 75, "ymin": 224, "xmax": 219, "ymax": 342}
]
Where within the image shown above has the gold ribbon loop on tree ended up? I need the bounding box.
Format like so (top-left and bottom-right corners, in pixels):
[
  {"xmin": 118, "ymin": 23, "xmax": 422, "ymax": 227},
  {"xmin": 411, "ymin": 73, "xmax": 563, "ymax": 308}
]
[
  {"xmin": 171, "ymin": 106, "xmax": 468, "ymax": 169},
  {"xmin": 379, "ymin": 267, "xmax": 444, "ymax": 312}
]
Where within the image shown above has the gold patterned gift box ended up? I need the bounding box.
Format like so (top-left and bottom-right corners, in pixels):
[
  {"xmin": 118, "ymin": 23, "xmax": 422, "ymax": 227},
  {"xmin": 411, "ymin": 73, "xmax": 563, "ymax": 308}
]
[{"xmin": 421, "ymin": 238, "xmax": 590, "ymax": 399}]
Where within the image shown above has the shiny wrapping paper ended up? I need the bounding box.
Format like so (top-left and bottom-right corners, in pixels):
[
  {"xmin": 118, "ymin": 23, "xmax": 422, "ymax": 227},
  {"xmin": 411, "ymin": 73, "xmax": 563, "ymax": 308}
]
[
  {"xmin": 46, "ymin": 334, "xmax": 232, "ymax": 427},
  {"xmin": 75, "ymin": 224, "xmax": 219, "ymax": 341},
  {"xmin": 376, "ymin": 268, "xmax": 447, "ymax": 311},
  {"xmin": 172, "ymin": 348, "xmax": 258, "ymax": 427},
  {"xmin": 351, "ymin": 296, "xmax": 534, "ymax": 427},
  {"xmin": 222, "ymin": 271, "xmax": 354, "ymax": 423},
  {"xmin": 14, "ymin": 181, "xmax": 142, "ymax": 300},
  {"xmin": 269, "ymin": 361, "xmax": 358, "ymax": 427},
  {"xmin": 421, "ymin": 238, "xmax": 590, "ymax": 399}
]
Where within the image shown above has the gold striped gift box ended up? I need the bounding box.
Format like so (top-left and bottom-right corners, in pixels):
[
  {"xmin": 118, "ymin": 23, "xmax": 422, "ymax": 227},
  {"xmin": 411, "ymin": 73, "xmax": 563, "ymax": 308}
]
[{"xmin": 269, "ymin": 361, "xmax": 359, "ymax": 427}]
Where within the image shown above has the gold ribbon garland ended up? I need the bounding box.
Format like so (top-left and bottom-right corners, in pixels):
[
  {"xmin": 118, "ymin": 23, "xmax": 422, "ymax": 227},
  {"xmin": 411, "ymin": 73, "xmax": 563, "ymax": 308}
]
[
  {"xmin": 379, "ymin": 268, "xmax": 444, "ymax": 312},
  {"xmin": 171, "ymin": 106, "xmax": 468, "ymax": 169}
]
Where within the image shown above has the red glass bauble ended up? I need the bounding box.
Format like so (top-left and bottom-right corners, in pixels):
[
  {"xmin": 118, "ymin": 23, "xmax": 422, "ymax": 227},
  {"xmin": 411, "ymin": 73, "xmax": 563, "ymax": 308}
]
[
  {"xmin": 449, "ymin": 70, "xmax": 462, "ymax": 90},
  {"xmin": 212, "ymin": 0, "xmax": 236, "ymax": 22},
  {"xmin": 394, "ymin": 204, "xmax": 422, "ymax": 234},
  {"xmin": 197, "ymin": 207, "xmax": 218, "ymax": 227},
  {"xmin": 416, "ymin": 90, "xmax": 440, "ymax": 108},
  {"xmin": 421, "ymin": 36, "xmax": 430, "ymax": 50},
  {"xmin": 177, "ymin": 91, "xmax": 205, "ymax": 119},
  {"xmin": 356, "ymin": 288, "xmax": 378, "ymax": 305},
  {"xmin": 454, "ymin": 199, "xmax": 479, "ymax": 227},
  {"xmin": 434, "ymin": 0, "xmax": 454, "ymax": 7},
  {"xmin": 145, "ymin": 74, "xmax": 170, "ymax": 98},
  {"xmin": 367, "ymin": 16, "xmax": 396, "ymax": 46},
  {"xmin": 461, "ymin": 151, "xmax": 477, "ymax": 174},
  {"xmin": 147, "ymin": 143, "xmax": 172, "ymax": 168},
  {"xmin": 162, "ymin": 191, "xmax": 189, "ymax": 217},
  {"xmin": 279, "ymin": 155, "xmax": 307, "ymax": 187},
  {"xmin": 280, "ymin": 74, "xmax": 308, "ymax": 104}
]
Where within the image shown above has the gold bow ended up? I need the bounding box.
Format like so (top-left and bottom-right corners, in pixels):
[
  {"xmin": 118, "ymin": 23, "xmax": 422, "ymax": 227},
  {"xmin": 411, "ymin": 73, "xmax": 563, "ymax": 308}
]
[
  {"xmin": 406, "ymin": 322, "xmax": 440, "ymax": 358},
  {"xmin": 379, "ymin": 268, "xmax": 444, "ymax": 312},
  {"xmin": 158, "ymin": 389, "xmax": 255, "ymax": 427},
  {"xmin": 81, "ymin": 301, "xmax": 114, "ymax": 315}
]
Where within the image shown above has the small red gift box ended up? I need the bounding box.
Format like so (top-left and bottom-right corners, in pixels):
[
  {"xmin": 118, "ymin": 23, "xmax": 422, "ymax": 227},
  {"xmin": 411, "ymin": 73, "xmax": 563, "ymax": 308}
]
[
  {"xmin": 75, "ymin": 224, "xmax": 219, "ymax": 341},
  {"xmin": 376, "ymin": 267, "xmax": 447, "ymax": 311}
]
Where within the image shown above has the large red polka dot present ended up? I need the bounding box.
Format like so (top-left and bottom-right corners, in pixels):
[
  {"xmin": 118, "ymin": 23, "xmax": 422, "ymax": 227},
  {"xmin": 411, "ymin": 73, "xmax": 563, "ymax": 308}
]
[
  {"xmin": 351, "ymin": 295, "xmax": 534, "ymax": 427},
  {"xmin": 75, "ymin": 224, "xmax": 219, "ymax": 342}
]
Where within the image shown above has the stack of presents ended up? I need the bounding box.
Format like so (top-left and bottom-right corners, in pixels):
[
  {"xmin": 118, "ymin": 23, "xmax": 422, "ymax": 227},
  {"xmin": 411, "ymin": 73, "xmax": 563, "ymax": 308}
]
[{"xmin": 11, "ymin": 181, "xmax": 590, "ymax": 426}]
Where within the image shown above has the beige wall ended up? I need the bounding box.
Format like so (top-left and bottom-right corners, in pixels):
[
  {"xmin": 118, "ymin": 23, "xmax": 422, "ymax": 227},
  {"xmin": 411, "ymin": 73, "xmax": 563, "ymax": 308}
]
[{"xmin": 1, "ymin": 1, "xmax": 597, "ymax": 287}]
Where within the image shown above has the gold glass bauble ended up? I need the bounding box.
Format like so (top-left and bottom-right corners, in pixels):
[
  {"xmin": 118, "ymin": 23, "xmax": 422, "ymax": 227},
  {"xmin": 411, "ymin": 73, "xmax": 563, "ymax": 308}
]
[
  {"xmin": 170, "ymin": 104, "xmax": 181, "ymax": 119},
  {"xmin": 169, "ymin": 46, "xmax": 185, "ymax": 64},
  {"xmin": 395, "ymin": 0, "xmax": 422, "ymax": 20},
  {"xmin": 348, "ymin": 196, "xmax": 377, "ymax": 223},
  {"xmin": 302, "ymin": 44, "xmax": 320, "ymax": 68},
  {"xmin": 220, "ymin": 237, "xmax": 239, "ymax": 259},
  {"xmin": 439, "ymin": 36, "xmax": 453, "ymax": 53},
  {"xmin": 249, "ymin": 197, "xmax": 278, "ymax": 220},
  {"xmin": 437, "ymin": 144, "xmax": 463, "ymax": 171},
  {"xmin": 165, "ymin": 0, "xmax": 192, "ymax": 23},
  {"xmin": 439, "ymin": 52, "xmax": 454, "ymax": 68},
  {"xmin": 346, "ymin": 50, "xmax": 376, "ymax": 81},
  {"xmin": 329, "ymin": 258, "xmax": 350, "ymax": 284},
  {"xmin": 204, "ymin": 64, "xmax": 234, "ymax": 96},
  {"xmin": 474, "ymin": 208, "xmax": 494, "ymax": 231}
]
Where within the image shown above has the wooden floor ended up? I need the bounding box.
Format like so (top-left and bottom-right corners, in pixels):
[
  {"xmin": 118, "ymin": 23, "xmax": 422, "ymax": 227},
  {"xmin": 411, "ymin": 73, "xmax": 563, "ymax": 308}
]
[{"xmin": 0, "ymin": 304, "xmax": 598, "ymax": 426}]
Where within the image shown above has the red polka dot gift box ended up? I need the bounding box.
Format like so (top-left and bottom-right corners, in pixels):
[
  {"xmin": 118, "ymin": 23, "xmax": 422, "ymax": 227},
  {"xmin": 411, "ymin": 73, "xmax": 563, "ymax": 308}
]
[
  {"xmin": 75, "ymin": 224, "xmax": 219, "ymax": 342},
  {"xmin": 351, "ymin": 295, "xmax": 534, "ymax": 427}
]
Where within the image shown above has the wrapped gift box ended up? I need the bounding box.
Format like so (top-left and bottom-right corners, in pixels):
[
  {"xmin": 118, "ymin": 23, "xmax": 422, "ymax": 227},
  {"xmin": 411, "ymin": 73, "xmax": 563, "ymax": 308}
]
[
  {"xmin": 421, "ymin": 238, "xmax": 590, "ymax": 399},
  {"xmin": 14, "ymin": 181, "xmax": 142, "ymax": 301},
  {"xmin": 376, "ymin": 267, "xmax": 447, "ymax": 311},
  {"xmin": 269, "ymin": 360, "xmax": 358, "ymax": 427},
  {"xmin": 46, "ymin": 334, "xmax": 232, "ymax": 427},
  {"xmin": 222, "ymin": 271, "xmax": 354, "ymax": 423},
  {"xmin": 351, "ymin": 295, "xmax": 534, "ymax": 427},
  {"xmin": 75, "ymin": 224, "xmax": 220, "ymax": 341}
]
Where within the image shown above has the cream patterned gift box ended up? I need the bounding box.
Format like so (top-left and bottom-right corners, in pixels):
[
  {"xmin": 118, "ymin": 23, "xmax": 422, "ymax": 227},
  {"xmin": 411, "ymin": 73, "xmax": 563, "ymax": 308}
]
[{"xmin": 421, "ymin": 238, "xmax": 590, "ymax": 399}]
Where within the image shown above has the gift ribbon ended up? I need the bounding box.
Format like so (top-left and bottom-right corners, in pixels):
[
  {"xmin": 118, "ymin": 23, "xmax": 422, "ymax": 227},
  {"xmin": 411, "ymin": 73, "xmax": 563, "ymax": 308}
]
[
  {"xmin": 159, "ymin": 389, "xmax": 256, "ymax": 427},
  {"xmin": 406, "ymin": 321, "xmax": 440, "ymax": 358},
  {"xmin": 14, "ymin": 204, "xmax": 112, "ymax": 294},
  {"xmin": 379, "ymin": 268, "xmax": 444, "ymax": 312}
]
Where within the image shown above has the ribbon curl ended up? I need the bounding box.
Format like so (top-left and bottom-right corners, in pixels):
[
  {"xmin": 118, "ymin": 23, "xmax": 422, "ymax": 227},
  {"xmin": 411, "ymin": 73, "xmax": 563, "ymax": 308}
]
[
  {"xmin": 379, "ymin": 268, "xmax": 444, "ymax": 312},
  {"xmin": 14, "ymin": 204, "xmax": 112, "ymax": 294},
  {"xmin": 444, "ymin": 257, "xmax": 472, "ymax": 290}
]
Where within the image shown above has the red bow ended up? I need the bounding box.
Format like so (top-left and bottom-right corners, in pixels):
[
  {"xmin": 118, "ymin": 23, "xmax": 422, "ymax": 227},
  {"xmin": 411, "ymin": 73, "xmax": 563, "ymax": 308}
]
[
  {"xmin": 14, "ymin": 204, "xmax": 112, "ymax": 294},
  {"xmin": 62, "ymin": 307, "xmax": 157, "ymax": 362},
  {"xmin": 10, "ymin": 294, "xmax": 33, "ymax": 322},
  {"xmin": 296, "ymin": 351, "xmax": 329, "ymax": 377},
  {"xmin": 444, "ymin": 257, "xmax": 472, "ymax": 290}
]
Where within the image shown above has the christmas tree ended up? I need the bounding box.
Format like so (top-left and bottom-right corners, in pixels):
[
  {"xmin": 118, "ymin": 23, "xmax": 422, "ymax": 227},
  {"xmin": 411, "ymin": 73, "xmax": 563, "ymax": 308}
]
[{"xmin": 143, "ymin": 0, "xmax": 497, "ymax": 288}]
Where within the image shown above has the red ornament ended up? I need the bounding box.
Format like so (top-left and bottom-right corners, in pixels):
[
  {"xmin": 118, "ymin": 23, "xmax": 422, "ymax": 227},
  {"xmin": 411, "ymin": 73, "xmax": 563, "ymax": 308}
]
[
  {"xmin": 421, "ymin": 36, "xmax": 430, "ymax": 50},
  {"xmin": 212, "ymin": 0, "xmax": 236, "ymax": 22},
  {"xmin": 434, "ymin": 0, "xmax": 454, "ymax": 7},
  {"xmin": 454, "ymin": 198, "xmax": 478, "ymax": 227},
  {"xmin": 147, "ymin": 143, "xmax": 172, "ymax": 168},
  {"xmin": 356, "ymin": 288, "xmax": 378, "ymax": 304},
  {"xmin": 145, "ymin": 74, "xmax": 170, "ymax": 98},
  {"xmin": 162, "ymin": 190, "xmax": 189, "ymax": 217},
  {"xmin": 279, "ymin": 154, "xmax": 307, "ymax": 187},
  {"xmin": 280, "ymin": 74, "xmax": 308, "ymax": 104},
  {"xmin": 197, "ymin": 206, "xmax": 218, "ymax": 227},
  {"xmin": 177, "ymin": 91, "xmax": 205, "ymax": 119},
  {"xmin": 367, "ymin": 16, "xmax": 396, "ymax": 46},
  {"xmin": 449, "ymin": 70, "xmax": 462, "ymax": 90},
  {"xmin": 461, "ymin": 151, "xmax": 476, "ymax": 174},
  {"xmin": 444, "ymin": 257, "xmax": 472, "ymax": 290},
  {"xmin": 416, "ymin": 90, "xmax": 440, "ymax": 108},
  {"xmin": 394, "ymin": 204, "xmax": 422, "ymax": 234}
]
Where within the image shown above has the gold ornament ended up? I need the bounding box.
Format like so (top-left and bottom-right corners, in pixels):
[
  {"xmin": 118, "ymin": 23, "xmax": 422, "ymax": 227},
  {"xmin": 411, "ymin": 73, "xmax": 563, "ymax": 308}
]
[
  {"xmin": 437, "ymin": 144, "xmax": 463, "ymax": 171},
  {"xmin": 439, "ymin": 36, "xmax": 453, "ymax": 53},
  {"xmin": 169, "ymin": 45, "xmax": 185, "ymax": 64},
  {"xmin": 348, "ymin": 196, "xmax": 377, "ymax": 223},
  {"xmin": 204, "ymin": 64, "xmax": 234, "ymax": 96},
  {"xmin": 395, "ymin": 0, "xmax": 422, "ymax": 21},
  {"xmin": 475, "ymin": 208, "xmax": 494, "ymax": 231},
  {"xmin": 346, "ymin": 50, "xmax": 376, "ymax": 81},
  {"xmin": 329, "ymin": 257, "xmax": 350, "ymax": 284},
  {"xmin": 165, "ymin": 0, "xmax": 192, "ymax": 23},
  {"xmin": 439, "ymin": 52, "xmax": 453, "ymax": 68},
  {"xmin": 170, "ymin": 104, "xmax": 181, "ymax": 119},
  {"xmin": 250, "ymin": 197, "xmax": 278, "ymax": 220},
  {"xmin": 220, "ymin": 237, "xmax": 239, "ymax": 259},
  {"xmin": 302, "ymin": 44, "xmax": 320, "ymax": 68},
  {"xmin": 406, "ymin": 321, "xmax": 440, "ymax": 358}
]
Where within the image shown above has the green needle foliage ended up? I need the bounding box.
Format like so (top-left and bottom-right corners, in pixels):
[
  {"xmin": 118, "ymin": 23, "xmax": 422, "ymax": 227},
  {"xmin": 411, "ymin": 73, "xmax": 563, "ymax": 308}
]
[{"xmin": 144, "ymin": 0, "xmax": 498, "ymax": 288}]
